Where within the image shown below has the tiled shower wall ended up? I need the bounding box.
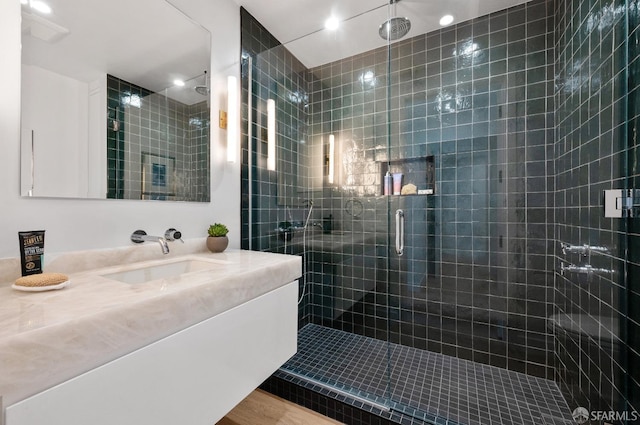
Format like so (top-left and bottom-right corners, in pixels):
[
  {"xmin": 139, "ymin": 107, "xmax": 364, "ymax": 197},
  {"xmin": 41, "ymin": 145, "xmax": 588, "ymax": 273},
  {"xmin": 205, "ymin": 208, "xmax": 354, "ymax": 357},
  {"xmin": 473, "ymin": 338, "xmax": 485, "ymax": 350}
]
[
  {"xmin": 240, "ymin": 8, "xmax": 313, "ymax": 325},
  {"xmin": 186, "ymin": 101, "xmax": 211, "ymax": 201},
  {"xmin": 306, "ymin": 0, "xmax": 557, "ymax": 379},
  {"xmin": 555, "ymin": 0, "xmax": 638, "ymax": 415},
  {"xmin": 628, "ymin": 0, "xmax": 640, "ymax": 415},
  {"xmin": 107, "ymin": 75, "xmax": 210, "ymax": 202}
]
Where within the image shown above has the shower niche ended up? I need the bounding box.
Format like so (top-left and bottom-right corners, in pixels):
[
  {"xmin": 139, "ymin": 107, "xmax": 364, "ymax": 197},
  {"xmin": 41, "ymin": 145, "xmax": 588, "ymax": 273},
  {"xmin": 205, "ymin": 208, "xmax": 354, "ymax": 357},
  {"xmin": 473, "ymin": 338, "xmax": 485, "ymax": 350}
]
[{"xmin": 378, "ymin": 155, "xmax": 435, "ymax": 196}]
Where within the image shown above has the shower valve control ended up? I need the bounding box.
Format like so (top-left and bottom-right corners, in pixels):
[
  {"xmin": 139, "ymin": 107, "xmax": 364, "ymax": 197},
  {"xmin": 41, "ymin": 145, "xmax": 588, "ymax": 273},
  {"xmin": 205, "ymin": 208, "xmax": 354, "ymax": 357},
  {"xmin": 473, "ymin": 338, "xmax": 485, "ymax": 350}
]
[{"xmin": 603, "ymin": 189, "xmax": 640, "ymax": 218}]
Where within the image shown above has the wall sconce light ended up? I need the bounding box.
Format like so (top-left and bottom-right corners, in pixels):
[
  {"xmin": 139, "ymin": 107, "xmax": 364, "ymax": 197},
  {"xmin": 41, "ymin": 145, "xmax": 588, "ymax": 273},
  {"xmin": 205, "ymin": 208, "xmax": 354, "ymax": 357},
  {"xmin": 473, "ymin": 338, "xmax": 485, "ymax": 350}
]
[
  {"xmin": 328, "ymin": 134, "xmax": 335, "ymax": 184},
  {"xmin": 267, "ymin": 99, "xmax": 276, "ymax": 171},
  {"xmin": 227, "ymin": 76, "xmax": 238, "ymax": 163}
]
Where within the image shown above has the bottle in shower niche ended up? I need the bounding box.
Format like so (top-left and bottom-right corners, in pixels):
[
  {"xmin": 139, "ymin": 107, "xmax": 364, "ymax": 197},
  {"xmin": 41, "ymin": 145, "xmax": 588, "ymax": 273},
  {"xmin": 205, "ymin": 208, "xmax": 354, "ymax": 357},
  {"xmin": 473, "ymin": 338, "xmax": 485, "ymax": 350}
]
[
  {"xmin": 392, "ymin": 173, "xmax": 403, "ymax": 195},
  {"xmin": 384, "ymin": 171, "xmax": 392, "ymax": 195}
]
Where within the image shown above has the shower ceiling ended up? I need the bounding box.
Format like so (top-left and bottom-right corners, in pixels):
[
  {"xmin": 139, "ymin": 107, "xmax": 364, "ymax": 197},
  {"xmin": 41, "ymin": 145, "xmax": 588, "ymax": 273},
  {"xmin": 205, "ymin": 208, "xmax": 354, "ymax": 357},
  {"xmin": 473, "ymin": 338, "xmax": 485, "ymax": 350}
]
[{"xmin": 235, "ymin": 0, "xmax": 531, "ymax": 68}]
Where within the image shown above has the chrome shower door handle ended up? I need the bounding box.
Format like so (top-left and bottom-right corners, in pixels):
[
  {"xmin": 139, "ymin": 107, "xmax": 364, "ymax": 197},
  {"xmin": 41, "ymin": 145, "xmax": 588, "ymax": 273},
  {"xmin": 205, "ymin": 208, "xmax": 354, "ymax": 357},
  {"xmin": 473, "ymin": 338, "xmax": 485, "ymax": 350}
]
[{"xmin": 395, "ymin": 209, "xmax": 404, "ymax": 256}]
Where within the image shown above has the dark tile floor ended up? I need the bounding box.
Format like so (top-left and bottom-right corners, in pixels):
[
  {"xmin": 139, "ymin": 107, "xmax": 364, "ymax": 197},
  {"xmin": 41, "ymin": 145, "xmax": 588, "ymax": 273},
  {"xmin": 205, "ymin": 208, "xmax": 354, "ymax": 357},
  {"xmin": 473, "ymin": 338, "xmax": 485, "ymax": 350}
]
[{"xmin": 276, "ymin": 324, "xmax": 574, "ymax": 425}]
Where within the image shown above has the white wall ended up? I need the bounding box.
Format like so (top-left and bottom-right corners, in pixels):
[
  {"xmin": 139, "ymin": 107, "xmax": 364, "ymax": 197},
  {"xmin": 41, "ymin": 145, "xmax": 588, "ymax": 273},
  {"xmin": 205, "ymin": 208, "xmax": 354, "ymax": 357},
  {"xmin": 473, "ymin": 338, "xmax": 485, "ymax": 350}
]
[
  {"xmin": 21, "ymin": 65, "xmax": 88, "ymax": 198},
  {"xmin": 0, "ymin": 0, "xmax": 241, "ymax": 259}
]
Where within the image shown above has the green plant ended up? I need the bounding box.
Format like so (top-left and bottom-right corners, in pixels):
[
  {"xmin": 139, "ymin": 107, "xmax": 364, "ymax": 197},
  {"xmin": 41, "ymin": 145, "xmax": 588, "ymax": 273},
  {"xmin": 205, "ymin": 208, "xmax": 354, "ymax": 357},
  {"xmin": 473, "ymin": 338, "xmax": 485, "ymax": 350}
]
[{"xmin": 208, "ymin": 223, "xmax": 229, "ymax": 237}]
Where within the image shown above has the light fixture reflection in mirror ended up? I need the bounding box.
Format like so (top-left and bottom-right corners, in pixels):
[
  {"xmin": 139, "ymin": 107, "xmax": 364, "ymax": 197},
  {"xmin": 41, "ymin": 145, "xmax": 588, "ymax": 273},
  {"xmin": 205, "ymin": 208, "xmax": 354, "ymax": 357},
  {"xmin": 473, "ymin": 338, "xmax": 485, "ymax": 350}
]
[
  {"xmin": 227, "ymin": 75, "xmax": 238, "ymax": 163},
  {"xmin": 22, "ymin": 0, "xmax": 52, "ymax": 14},
  {"xmin": 267, "ymin": 99, "xmax": 276, "ymax": 171}
]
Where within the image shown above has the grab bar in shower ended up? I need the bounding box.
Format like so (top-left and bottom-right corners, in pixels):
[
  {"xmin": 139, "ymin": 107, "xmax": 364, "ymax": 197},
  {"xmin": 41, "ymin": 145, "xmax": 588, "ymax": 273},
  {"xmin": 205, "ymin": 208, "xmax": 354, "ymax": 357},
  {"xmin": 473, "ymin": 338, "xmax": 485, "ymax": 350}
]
[
  {"xmin": 560, "ymin": 262, "xmax": 614, "ymax": 276},
  {"xmin": 560, "ymin": 242, "xmax": 610, "ymax": 256},
  {"xmin": 395, "ymin": 209, "xmax": 404, "ymax": 256}
]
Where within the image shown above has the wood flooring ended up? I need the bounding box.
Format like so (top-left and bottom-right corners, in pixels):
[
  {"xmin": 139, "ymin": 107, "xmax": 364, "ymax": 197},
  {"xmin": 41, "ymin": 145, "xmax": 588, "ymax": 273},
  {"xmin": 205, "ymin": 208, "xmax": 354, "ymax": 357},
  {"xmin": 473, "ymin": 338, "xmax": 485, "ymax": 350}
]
[{"xmin": 217, "ymin": 389, "xmax": 343, "ymax": 425}]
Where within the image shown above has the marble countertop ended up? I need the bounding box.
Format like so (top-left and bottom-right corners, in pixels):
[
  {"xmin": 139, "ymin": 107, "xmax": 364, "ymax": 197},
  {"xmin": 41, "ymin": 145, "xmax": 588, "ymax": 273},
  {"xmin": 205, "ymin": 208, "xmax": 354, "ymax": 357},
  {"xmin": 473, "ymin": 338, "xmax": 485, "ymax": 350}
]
[{"xmin": 0, "ymin": 248, "xmax": 301, "ymax": 407}]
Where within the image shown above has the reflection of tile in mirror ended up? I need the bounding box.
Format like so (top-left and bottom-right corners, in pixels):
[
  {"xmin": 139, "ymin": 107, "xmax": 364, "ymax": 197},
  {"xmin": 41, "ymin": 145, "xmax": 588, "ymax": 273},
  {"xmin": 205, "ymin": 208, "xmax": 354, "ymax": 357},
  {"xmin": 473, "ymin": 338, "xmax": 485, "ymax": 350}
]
[
  {"xmin": 107, "ymin": 75, "xmax": 210, "ymax": 202},
  {"xmin": 152, "ymin": 164, "xmax": 167, "ymax": 187}
]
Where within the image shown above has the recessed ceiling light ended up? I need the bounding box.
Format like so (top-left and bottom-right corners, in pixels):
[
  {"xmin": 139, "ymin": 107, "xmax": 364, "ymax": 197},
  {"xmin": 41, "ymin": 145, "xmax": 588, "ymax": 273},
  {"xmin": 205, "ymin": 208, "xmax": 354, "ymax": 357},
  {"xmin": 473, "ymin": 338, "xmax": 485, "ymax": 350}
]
[
  {"xmin": 30, "ymin": 0, "xmax": 52, "ymax": 14},
  {"xmin": 173, "ymin": 79, "xmax": 185, "ymax": 87},
  {"xmin": 325, "ymin": 17, "xmax": 339, "ymax": 31},
  {"xmin": 439, "ymin": 15, "xmax": 454, "ymax": 26}
]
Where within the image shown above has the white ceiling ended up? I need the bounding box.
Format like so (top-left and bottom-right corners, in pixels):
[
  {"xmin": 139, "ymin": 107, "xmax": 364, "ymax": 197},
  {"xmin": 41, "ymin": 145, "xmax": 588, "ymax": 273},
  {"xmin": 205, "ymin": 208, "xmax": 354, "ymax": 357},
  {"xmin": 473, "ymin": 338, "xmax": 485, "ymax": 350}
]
[{"xmin": 236, "ymin": 0, "xmax": 530, "ymax": 68}]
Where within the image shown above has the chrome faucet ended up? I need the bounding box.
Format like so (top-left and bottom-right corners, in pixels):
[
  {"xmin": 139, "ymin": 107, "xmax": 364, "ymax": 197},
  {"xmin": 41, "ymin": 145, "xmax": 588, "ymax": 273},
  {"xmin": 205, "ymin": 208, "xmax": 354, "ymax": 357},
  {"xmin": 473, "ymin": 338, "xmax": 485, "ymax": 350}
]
[
  {"xmin": 561, "ymin": 242, "xmax": 610, "ymax": 256},
  {"xmin": 560, "ymin": 262, "xmax": 614, "ymax": 276},
  {"xmin": 131, "ymin": 230, "xmax": 170, "ymax": 254}
]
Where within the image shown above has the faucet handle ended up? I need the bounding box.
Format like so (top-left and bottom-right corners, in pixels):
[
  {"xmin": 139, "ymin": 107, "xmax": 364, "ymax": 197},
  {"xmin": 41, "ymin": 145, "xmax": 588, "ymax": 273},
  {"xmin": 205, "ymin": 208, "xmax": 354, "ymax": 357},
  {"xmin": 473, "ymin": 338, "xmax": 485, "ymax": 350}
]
[
  {"xmin": 131, "ymin": 230, "xmax": 147, "ymax": 244},
  {"xmin": 165, "ymin": 228, "xmax": 184, "ymax": 243}
]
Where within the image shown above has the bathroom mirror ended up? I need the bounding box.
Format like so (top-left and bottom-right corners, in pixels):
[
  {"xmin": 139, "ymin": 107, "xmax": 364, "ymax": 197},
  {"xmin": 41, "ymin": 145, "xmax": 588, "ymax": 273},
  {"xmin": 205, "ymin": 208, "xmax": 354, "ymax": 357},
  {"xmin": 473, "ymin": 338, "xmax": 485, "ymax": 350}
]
[{"xmin": 20, "ymin": 0, "xmax": 211, "ymax": 201}]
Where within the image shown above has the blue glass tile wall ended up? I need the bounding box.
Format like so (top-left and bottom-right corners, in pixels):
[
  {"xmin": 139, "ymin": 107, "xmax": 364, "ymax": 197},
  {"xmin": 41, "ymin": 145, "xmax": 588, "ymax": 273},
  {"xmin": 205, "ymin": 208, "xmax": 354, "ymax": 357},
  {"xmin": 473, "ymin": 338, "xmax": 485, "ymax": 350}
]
[
  {"xmin": 240, "ymin": 8, "xmax": 314, "ymax": 327},
  {"xmin": 555, "ymin": 0, "xmax": 638, "ymax": 416},
  {"xmin": 628, "ymin": 0, "xmax": 640, "ymax": 415}
]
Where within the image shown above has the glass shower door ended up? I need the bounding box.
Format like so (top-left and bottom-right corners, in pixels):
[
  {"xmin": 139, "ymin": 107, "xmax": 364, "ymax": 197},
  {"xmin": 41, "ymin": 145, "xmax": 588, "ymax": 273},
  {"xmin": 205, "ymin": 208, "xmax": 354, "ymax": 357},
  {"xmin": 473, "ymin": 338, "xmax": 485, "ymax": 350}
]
[
  {"xmin": 380, "ymin": 1, "xmax": 451, "ymax": 421},
  {"xmin": 381, "ymin": 0, "xmax": 557, "ymax": 420}
]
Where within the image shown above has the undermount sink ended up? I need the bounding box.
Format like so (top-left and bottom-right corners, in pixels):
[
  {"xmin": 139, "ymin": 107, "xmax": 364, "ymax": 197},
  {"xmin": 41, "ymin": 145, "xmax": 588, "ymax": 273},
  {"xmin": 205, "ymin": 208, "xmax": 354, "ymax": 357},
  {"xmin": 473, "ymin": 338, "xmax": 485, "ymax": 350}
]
[{"xmin": 101, "ymin": 259, "xmax": 225, "ymax": 284}]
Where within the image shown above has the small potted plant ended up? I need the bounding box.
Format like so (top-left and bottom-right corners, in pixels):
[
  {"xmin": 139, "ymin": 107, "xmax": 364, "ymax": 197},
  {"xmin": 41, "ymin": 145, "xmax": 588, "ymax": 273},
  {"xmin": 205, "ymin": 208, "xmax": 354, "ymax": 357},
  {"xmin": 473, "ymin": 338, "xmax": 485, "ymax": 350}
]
[{"xmin": 207, "ymin": 223, "xmax": 229, "ymax": 253}]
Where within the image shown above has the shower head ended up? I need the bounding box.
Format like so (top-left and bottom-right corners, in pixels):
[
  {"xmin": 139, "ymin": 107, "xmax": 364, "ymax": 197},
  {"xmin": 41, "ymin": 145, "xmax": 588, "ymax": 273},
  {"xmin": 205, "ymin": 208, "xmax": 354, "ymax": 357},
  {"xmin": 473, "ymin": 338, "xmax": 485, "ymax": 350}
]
[
  {"xmin": 379, "ymin": 16, "xmax": 411, "ymax": 41},
  {"xmin": 194, "ymin": 85, "xmax": 209, "ymax": 95},
  {"xmin": 379, "ymin": 0, "xmax": 411, "ymax": 41},
  {"xmin": 194, "ymin": 70, "xmax": 209, "ymax": 96}
]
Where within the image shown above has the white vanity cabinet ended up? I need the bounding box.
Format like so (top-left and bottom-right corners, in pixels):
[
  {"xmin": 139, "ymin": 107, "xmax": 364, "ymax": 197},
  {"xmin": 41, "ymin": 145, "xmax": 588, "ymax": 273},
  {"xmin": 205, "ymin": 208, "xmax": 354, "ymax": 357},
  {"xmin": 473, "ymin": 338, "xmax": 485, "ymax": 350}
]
[{"xmin": 5, "ymin": 281, "xmax": 298, "ymax": 425}]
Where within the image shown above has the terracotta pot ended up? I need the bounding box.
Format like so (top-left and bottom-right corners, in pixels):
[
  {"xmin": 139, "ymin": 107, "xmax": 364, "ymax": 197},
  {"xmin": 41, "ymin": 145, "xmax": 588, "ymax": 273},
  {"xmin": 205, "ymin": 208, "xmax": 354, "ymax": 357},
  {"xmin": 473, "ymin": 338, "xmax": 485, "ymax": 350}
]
[{"xmin": 206, "ymin": 236, "xmax": 228, "ymax": 253}]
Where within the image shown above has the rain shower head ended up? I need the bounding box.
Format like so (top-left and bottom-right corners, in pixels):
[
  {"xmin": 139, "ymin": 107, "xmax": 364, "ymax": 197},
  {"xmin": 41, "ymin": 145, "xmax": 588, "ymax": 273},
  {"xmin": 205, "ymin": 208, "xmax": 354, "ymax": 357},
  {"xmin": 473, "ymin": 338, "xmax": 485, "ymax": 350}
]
[
  {"xmin": 194, "ymin": 85, "xmax": 209, "ymax": 95},
  {"xmin": 379, "ymin": 0, "xmax": 411, "ymax": 41},
  {"xmin": 194, "ymin": 70, "xmax": 209, "ymax": 96},
  {"xmin": 379, "ymin": 16, "xmax": 411, "ymax": 41}
]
